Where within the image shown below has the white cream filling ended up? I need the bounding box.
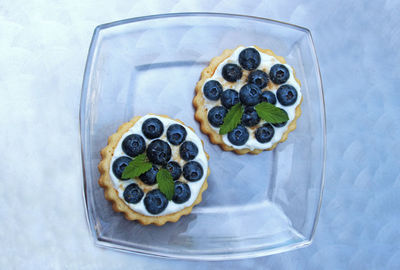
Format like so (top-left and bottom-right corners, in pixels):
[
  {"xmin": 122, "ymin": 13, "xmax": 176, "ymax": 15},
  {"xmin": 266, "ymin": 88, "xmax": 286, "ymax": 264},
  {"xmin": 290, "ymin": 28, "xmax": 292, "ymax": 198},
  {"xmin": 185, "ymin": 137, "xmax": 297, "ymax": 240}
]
[
  {"xmin": 110, "ymin": 114, "xmax": 208, "ymax": 216},
  {"xmin": 202, "ymin": 46, "xmax": 302, "ymax": 150}
]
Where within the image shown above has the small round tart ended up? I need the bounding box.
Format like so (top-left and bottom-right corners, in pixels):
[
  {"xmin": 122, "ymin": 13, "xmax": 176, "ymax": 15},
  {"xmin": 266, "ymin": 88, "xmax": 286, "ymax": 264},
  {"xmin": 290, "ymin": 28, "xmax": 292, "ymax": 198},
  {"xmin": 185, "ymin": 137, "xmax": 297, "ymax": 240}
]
[
  {"xmin": 193, "ymin": 45, "xmax": 303, "ymax": 155},
  {"xmin": 98, "ymin": 114, "xmax": 209, "ymax": 226}
]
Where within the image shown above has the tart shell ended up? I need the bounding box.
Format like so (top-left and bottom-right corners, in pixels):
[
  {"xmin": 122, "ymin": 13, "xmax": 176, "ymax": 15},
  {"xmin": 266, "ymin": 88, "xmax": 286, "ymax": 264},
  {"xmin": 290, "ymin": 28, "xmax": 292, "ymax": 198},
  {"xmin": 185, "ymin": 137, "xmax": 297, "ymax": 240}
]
[
  {"xmin": 98, "ymin": 114, "xmax": 209, "ymax": 226},
  {"xmin": 193, "ymin": 45, "xmax": 303, "ymax": 155}
]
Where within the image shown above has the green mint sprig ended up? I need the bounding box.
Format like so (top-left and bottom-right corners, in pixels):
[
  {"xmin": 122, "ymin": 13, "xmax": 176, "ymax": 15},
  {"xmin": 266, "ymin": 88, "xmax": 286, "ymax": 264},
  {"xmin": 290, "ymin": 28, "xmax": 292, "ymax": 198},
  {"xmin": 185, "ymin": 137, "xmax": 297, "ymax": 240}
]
[
  {"xmin": 121, "ymin": 153, "xmax": 152, "ymax": 179},
  {"xmin": 156, "ymin": 168, "xmax": 175, "ymax": 201},
  {"xmin": 121, "ymin": 154, "xmax": 175, "ymax": 200},
  {"xmin": 254, "ymin": 102, "xmax": 289, "ymax": 124},
  {"xmin": 219, "ymin": 103, "xmax": 244, "ymax": 135},
  {"xmin": 218, "ymin": 101, "xmax": 289, "ymax": 135}
]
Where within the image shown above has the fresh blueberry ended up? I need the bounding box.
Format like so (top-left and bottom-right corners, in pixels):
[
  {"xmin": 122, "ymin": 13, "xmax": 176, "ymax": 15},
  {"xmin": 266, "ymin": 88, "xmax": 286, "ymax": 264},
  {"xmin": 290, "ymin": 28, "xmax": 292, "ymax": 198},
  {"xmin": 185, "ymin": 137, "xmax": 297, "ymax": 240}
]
[
  {"xmin": 180, "ymin": 141, "xmax": 198, "ymax": 161},
  {"xmin": 239, "ymin": 83, "xmax": 262, "ymax": 106},
  {"xmin": 146, "ymin": 139, "xmax": 171, "ymax": 165},
  {"xmin": 208, "ymin": 106, "xmax": 227, "ymax": 127},
  {"xmin": 269, "ymin": 64, "xmax": 289, "ymax": 84},
  {"xmin": 227, "ymin": 124, "xmax": 249, "ymax": 146},
  {"xmin": 221, "ymin": 89, "xmax": 239, "ymax": 109},
  {"xmin": 203, "ymin": 80, "xmax": 223, "ymax": 100},
  {"xmin": 260, "ymin": 91, "xmax": 277, "ymax": 105},
  {"xmin": 123, "ymin": 183, "xmax": 144, "ymax": 204},
  {"xmin": 144, "ymin": 189, "xmax": 168, "ymax": 215},
  {"xmin": 122, "ymin": 134, "xmax": 146, "ymax": 157},
  {"xmin": 277, "ymin": 84, "xmax": 298, "ymax": 106},
  {"xmin": 255, "ymin": 123, "xmax": 275, "ymax": 143},
  {"xmin": 112, "ymin": 156, "xmax": 132, "ymax": 180},
  {"xmin": 248, "ymin": 70, "xmax": 269, "ymax": 89},
  {"xmin": 222, "ymin": 63, "xmax": 242, "ymax": 82},
  {"xmin": 166, "ymin": 124, "xmax": 187, "ymax": 145},
  {"xmin": 183, "ymin": 161, "xmax": 203, "ymax": 182},
  {"xmin": 241, "ymin": 106, "xmax": 260, "ymax": 127},
  {"xmin": 166, "ymin": 161, "xmax": 182, "ymax": 181},
  {"xmin": 238, "ymin": 48, "xmax": 261, "ymax": 70},
  {"xmin": 272, "ymin": 108, "xmax": 288, "ymax": 127},
  {"xmin": 273, "ymin": 121, "xmax": 287, "ymax": 128},
  {"xmin": 173, "ymin": 182, "xmax": 191, "ymax": 204},
  {"xmin": 139, "ymin": 165, "xmax": 158, "ymax": 185},
  {"xmin": 142, "ymin": 118, "xmax": 164, "ymax": 139}
]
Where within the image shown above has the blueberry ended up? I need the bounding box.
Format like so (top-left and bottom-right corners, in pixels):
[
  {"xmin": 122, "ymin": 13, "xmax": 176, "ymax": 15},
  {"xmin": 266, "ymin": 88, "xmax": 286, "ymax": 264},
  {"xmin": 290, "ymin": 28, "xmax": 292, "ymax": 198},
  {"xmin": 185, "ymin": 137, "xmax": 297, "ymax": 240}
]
[
  {"xmin": 272, "ymin": 108, "xmax": 288, "ymax": 127},
  {"xmin": 139, "ymin": 165, "xmax": 158, "ymax": 185},
  {"xmin": 122, "ymin": 134, "xmax": 146, "ymax": 157},
  {"xmin": 269, "ymin": 64, "xmax": 289, "ymax": 84},
  {"xmin": 112, "ymin": 156, "xmax": 132, "ymax": 180},
  {"xmin": 241, "ymin": 106, "xmax": 260, "ymax": 127},
  {"xmin": 144, "ymin": 189, "xmax": 168, "ymax": 215},
  {"xmin": 166, "ymin": 161, "xmax": 182, "ymax": 181},
  {"xmin": 222, "ymin": 63, "xmax": 242, "ymax": 82},
  {"xmin": 208, "ymin": 106, "xmax": 227, "ymax": 127},
  {"xmin": 239, "ymin": 83, "xmax": 262, "ymax": 106},
  {"xmin": 142, "ymin": 118, "xmax": 164, "ymax": 139},
  {"xmin": 273, "ymin": 122, "xmax": 287, "ymax": 128},
  {"xmin": 238, "ymin": 48, "xmax": 261, "ymax": 70},
  {"xmin": 180, "ymin": 141, "xmax": 198, "ymax": 161},
  {"xmin": 203, "ymin": 80, "xmax": 223, "ymax": 100},
  {"xmin": 123, "ymin": 183, "xmax": 144, "ymax": 204},
  {"xmin": 146, "ymin": 139, "xmax": 171, "ymax": 165},
  {"xmin": 277, "ymin": 84, "xmax": 298, "ymax": 106},
  {"xmin": 173, "ymin": 182, "xmax": 191, "ymax": 204},
  {"xmin": 183, "ymin": 161, "xmax": 203, "ymax": 182},
  {"xmin": 227, "ymin": 124, "xmax": 249, "ymax": 146},
  {"xmin": 221, "ymin": 89, "xmax": 239, "ymax": 109},
  {"xmin": 260, "ymin": 91, "xmax": 277, "ymax": 105},
  {"xmin": 248, "ymin": 70, "xmax": 269, "ymax": 89},
  {"xmin": 166, "ymin": 124, "xmax": 187, "ymax": 145},
  {"xmin": 255, "ymin": 123, "xmax": 275, "ymax": 143}
]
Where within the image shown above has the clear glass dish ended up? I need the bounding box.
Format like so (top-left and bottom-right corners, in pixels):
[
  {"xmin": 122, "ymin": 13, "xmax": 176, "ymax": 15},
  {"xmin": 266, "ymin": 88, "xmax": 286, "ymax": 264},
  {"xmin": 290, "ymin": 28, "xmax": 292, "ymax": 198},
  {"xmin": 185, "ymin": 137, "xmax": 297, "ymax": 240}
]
[{"xmin": 80, "ymin": 12, "xmax": 326, "ymax": 260}]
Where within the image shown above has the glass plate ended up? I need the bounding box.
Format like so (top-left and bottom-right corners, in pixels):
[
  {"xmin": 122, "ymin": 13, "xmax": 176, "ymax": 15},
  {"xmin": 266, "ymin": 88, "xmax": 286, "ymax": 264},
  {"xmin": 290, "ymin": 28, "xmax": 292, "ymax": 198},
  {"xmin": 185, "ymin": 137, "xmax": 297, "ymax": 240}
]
[{"xmin": 80, "ymin": 12, "xmax": 326, "ymax": 260}]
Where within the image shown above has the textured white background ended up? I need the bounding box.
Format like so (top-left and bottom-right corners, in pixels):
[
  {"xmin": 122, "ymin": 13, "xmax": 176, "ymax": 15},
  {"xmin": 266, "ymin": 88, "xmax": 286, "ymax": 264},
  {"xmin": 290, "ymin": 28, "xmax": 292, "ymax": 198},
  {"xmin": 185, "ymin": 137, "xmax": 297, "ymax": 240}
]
[{"xmin": 1, "ymin": 0, "xmax": 399, "ymax": 269}]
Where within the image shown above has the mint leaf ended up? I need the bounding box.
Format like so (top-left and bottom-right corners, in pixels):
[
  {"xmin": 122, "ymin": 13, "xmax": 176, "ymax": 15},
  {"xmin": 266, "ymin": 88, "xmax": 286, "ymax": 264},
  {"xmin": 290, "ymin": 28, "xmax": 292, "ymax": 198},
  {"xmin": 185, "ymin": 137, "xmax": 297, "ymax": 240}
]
[
  {"xmin": 121, "ymin": 153, "xmax": 152, "ymax": 179},
  {"xmin": 219, "ymin": 103, "xmax": 244, "ymax": 135},
  {"xmin": 156, "ymin": 168, "xmax": 175, "ymax": 200},
  {"xmin": 255, "ymin": 102, "xmax": 289, "ymax": 124}
]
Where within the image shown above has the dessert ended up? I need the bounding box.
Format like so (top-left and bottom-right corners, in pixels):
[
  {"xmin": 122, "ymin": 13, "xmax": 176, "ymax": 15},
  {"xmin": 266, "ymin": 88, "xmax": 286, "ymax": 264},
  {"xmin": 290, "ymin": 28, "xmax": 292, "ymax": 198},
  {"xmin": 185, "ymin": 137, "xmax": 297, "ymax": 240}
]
[
  {"xmin": 193, "ymin": 46, "xmax": 303, "ymax": 155},
  {"xmin": 98, "ymin": 114, "xmax": 209, "ymax": 226}
]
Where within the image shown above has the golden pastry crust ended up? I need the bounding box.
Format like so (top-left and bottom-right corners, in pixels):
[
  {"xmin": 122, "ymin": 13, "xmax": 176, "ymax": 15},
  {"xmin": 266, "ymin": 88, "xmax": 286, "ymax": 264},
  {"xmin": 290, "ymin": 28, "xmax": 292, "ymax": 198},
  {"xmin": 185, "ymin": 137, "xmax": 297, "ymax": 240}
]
[
  {"xmin": 98, "ymin": 114, "xmax": 209, "ymax": 226},
  {"xmin": 193, "ymin": 45, "xmax": 303, "ymax": 155}
]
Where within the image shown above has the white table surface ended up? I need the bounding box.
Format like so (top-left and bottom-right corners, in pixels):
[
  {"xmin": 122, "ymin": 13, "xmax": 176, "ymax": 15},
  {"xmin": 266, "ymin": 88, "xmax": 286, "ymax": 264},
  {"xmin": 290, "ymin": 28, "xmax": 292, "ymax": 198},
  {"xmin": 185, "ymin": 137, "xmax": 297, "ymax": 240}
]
[{"xmin": 1, "ymin": 0, "xmax": 399, "ymax": 269}]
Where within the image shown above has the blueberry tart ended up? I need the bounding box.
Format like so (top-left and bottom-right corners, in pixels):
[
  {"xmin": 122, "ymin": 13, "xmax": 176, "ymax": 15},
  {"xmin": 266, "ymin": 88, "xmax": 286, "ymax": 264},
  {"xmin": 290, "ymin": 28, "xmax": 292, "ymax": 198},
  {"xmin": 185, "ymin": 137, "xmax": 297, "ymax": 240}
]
[
  {"xmin": 193, "ymin": 46, "xmax": 303, "ymax": 154},
  {"xmin": 98, "ymin": 114, "xmax": 209, "ymax": 225}
]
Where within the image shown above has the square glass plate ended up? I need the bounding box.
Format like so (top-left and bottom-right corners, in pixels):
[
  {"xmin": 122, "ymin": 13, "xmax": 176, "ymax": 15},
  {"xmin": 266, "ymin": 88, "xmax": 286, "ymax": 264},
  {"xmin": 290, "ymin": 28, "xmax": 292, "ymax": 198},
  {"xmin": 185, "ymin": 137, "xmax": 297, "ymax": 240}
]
[{"xmin": 80, "ymin": 12, "xmax": 326, "ymax": 260}]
